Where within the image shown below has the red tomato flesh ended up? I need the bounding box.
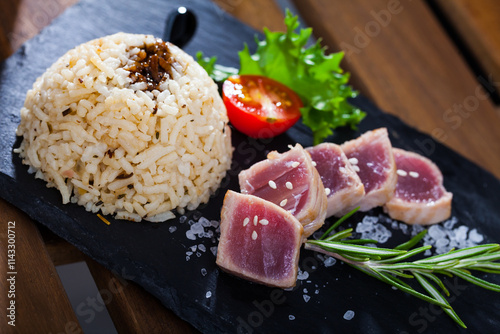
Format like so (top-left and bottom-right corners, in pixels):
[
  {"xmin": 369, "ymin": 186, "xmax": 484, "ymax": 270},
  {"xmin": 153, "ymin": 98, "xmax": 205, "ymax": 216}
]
[{"xmin": 222, "ymin": 75, "xmax": 303, "ymax": 138}]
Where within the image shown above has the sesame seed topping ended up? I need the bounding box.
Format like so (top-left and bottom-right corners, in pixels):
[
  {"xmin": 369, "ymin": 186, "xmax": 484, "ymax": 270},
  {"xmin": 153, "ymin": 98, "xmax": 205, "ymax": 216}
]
[
  {"xmin": 397, "ymin": 169, "xmax": 408, "ymax": 177},
  {"xmin": 286, "ymin": 182, "xmax": 293, "ymax": 189},
  {"xmin": 311, "ymin": 161, "xmax": 317, "ymax": 167},
  {"xmin": 409, "ymin": 171, "xmax": 419, "ymax": 178},
  {"xmin": 348, "ymin": 157, "xmax": 359, "ymax": 165},
  {"xmin": 252, "ymin": 230, "xmax": 258, "ymax": 240},
  {"xmin": 268, "ymin": 180, "xmax": 277, "ymax": 189},
  {"xmin": 291, "ymin": 161, "xmax": 300, "ymax": 168},
  {"xmin": 243, "ymin": 217, "xmax": 250, "ymax": 226},
  {"xmin": 325, "ymin": 188, "xmax": 331, "ymax": 196},
  {"xmin": 259, "ymin": 219, "xmax": 269, "ymax": 225},
  {"xmin": 280, "ymin": 199, "xmax": 288, "ymax": 207},
  {"xmin": 288, "ymin": 144, "xmax": 294, "ymax": 150},
  {"xmin": 352, "ymin": 165, "xmax": 360, "ymax": 173},
  {"xmin": 253, "ymin": 215, "xmax": 258, "ymax": 226}
]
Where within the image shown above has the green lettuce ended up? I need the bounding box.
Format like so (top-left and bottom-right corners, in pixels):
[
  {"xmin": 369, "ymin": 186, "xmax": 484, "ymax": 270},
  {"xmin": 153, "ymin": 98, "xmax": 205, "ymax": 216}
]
[{"xmin": 196, "ymin": 10, "xmax": 365, "ymax": 144}]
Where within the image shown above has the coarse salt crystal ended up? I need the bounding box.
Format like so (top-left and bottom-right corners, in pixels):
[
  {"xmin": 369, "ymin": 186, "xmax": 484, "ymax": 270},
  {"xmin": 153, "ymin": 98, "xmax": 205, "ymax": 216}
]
[
  {"xmin": 199, "ymin": 217, "xmax": 211, "ymax": 227},
  {"xmin": 343, "ymin": 310, "xmax": 355, "ymax": 320},
  {"xmin": 297, "ymin": 270, "xmax": 309, "ymax": 280},
  {"xmin": 324, "ymin": 257, "xmax": 336, "ymax": 267},
  {"xmin": 190, "ymin": 222, "xmax": 204, "ymax": 235},
  {"xmin": 291, "ymin": 161, "xmax": 300, "ymax": 168},
  {"xmin": 201, "ymin": 268, "xmax": 207, "ymax": 276},
  {"xmin": 186, "ymin": 230, "xmax": 196, "ymax": 240},
  {"xmin": 206, "ymin": 291, "xmax": 212, "ymax": 298},
  {"xmin": 469, "ymin": 228, "xmax": 484, "ymax": 243},
  {"xmin": 168, "ymin": 226, "xmax": 177, "ymax": 233},
  {"xmin": 303, "ymin": 295, "xmax": 311, "ymax": 303},
  {"xmin": 289, "ymin": 315, "xmax": 295, "ymax": 320},
  {"xmin": 210, "ymin": 246, "xmax": 218, "ymax": 256}
]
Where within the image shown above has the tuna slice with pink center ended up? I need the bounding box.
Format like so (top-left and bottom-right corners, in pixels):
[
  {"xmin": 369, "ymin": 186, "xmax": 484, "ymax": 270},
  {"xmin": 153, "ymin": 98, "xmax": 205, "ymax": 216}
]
[
  {"xmin": 341, "ymin": 128, "xmax": 397, "ymax": 211},
  {"xmin": 384, "ymin": 148, "xmax": 452, "ymax": 225},
  {"xmin": 216, "ymin": 191, "xmax": 304, "ymax": 288},
  {"xmin": 306, "ymin": 143, "xmax": 365, "ymax": 217},
  {"xmin": 238, "ymin": 144, "xmax": 327, "ymax": 237}
]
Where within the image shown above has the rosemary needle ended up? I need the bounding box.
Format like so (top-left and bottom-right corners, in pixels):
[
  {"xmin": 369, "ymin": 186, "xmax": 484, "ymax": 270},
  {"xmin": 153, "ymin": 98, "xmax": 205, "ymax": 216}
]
[{"xmin": 305, "ymin": 209, "xmax": 500, "ymax": 328}]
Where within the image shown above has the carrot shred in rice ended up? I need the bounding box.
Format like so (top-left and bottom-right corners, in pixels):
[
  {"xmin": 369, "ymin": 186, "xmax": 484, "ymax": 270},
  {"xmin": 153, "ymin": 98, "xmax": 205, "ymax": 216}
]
[{"xmin": 97, "ymin": 213, "xmax": 111, "ymax": 225}]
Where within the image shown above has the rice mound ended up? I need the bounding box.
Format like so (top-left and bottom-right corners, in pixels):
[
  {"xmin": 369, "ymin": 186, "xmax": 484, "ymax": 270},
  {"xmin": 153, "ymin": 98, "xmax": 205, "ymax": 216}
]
[{"xmin": 15, "ymin": 32, "xmax": 232, "ymax": 222}]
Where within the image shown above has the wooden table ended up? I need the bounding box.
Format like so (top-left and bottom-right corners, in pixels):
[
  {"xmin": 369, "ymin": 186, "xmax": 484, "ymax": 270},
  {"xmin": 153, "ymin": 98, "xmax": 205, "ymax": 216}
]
[{"xmin": 1, "ymin": 0, "xmax": 499, "ymax": 333}]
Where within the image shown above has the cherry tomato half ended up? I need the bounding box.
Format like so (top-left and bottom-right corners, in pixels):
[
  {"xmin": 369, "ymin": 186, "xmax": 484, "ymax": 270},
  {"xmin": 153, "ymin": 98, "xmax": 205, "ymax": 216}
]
[{"xmin": 222, "ymin": 75, "xmax": 303, "ymax": 138}]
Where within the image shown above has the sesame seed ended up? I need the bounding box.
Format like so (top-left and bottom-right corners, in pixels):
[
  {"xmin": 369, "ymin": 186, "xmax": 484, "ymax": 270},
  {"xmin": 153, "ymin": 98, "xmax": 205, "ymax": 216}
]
[
  {"xmin": 291, "ymin": 161, "xmax": 300, "ymax": 168},
  {"xmin": 286, "ymin": 182, "xmax": 293, "ymax": 189},
  {"xmin": 268, "ymin": 180, "xmax": 277, "ymax": 189},
  {"xmin": 348, "ymin": 157, "xmax": 359, "ymax": 165},
  {"xmin": 259, "ymin": 219, "xmax": 269, "ymax": 225},
  {"xmin": 352, "ymin": 165, "xmax": 360, "ymax": 173},
  {"xmin": 253, "ymin": 215, "xmax": 258, "ymax": 226},
  {"xmin": 288, "ymin": 144, "xmax": 294, "ymax": 150},
  {"xmin": 311, "ymin": 161, "xmax": 317, "ymax": 167},
  {"xmin": 280, "ymin": 199, "xmax": 288, "ymax": 207},
  {"xmin": 396, "ymin": 169, "xmax": 408, "ymax": 177},
  {"xmin": 243, "ymin": 217, "xmax": 250, "ymax": 227},
  {"xmin": 409, "ymin": 171, "xmax": 419, "ymax": 178},
  {"xmin": 252, "ymin": 230, "xmax": 258, "ymax": 240},
  {"xmin": 325, "ymin": 188, "xmax": 331, "ymax": 196}
]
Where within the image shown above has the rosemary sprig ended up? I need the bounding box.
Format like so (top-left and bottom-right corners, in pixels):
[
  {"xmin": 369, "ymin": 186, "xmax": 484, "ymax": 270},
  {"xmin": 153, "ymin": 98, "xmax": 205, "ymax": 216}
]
[{"xmin": 305, "ymin": 209, "xmax": 500, "ymax": 328}]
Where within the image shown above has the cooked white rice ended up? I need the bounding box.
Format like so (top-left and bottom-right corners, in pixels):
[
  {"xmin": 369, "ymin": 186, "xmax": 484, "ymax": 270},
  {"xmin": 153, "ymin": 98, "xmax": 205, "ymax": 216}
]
[{"xmin": 15, "ymin": 33, "xmax": 232, "ymax": 222}]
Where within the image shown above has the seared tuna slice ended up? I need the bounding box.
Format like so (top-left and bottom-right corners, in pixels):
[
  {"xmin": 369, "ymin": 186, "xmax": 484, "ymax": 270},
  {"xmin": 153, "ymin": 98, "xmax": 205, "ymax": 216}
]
[
  {"xmin": 239, "ymin": 144, "xmax": 327, "ymax": 237},
  {"xmin": 341, "ymin": 128, "xmax": 397, "ymax": 211},
  {"xmin": 384, "ymin": 148, "xmax": 452, "ymax": 225},
  {"xmin": 216, "ymin": 191, "xmax": 303, "ymax": 288},
  {"xmin": 306, "ymin": 143, "xmax": 365, "ymax": 217}
]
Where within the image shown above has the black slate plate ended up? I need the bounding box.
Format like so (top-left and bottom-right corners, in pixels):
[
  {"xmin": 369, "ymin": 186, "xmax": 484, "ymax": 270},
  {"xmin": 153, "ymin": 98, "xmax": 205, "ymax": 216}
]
[{"xmin": 1, "ymin": 0, "xmax": 499, "ymax": 333}]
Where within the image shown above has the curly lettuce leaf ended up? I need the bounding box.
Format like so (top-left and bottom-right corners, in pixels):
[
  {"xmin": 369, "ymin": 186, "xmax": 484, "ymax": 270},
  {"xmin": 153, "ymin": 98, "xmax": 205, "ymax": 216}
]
[{"xmin": 197, "ymin": 10, "xmax": 365, "ymax": 144}]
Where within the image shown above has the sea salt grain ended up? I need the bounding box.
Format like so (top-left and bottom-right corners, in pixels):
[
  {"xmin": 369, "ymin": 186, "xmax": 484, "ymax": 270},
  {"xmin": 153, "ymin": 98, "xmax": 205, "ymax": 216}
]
[
  {"xmin": 186, "ymin": 230, "xmax": 196, "ymax": 240},
  {"xmin": 343, "ymin": 310, "xmax": 355, "ymax": 321},
  {"xmin": 297, "ymin": 270, "xmax": 309, "ymax": 280},
  {"xmin": 289, "ymin": 315, "xmax": 295, "ymax": 321},
  {"xmin": 469, "ymin": 228, "xmax": 484, "ymax": 243},
  {"xmin": 168, "ymin": 226, "xmax": 177, "ymax": 233},
  {"xmin": 210, "ymin": 246, "xmax": 218, "ymax": 256},
  {"xmin": 206, "ymin": 291, "xmax": 212, "ymax": 298},
  {"xmin": 201, "ymin": 268, "xmax": 207, "ymax": 276},
  {"xmin": 200, "ymin": 217, "xmax": 211, "ymax": 227},
  {"xmin": 303, "ymin": 295, "xmax": 311, "ymax": 303},
  {"xmin": 191, "ymin": 222, "xmax": 204, "ymax": 235},
  {"xmin": 324, "ymin": 257, "xmax": 337, "ymax": 267}
]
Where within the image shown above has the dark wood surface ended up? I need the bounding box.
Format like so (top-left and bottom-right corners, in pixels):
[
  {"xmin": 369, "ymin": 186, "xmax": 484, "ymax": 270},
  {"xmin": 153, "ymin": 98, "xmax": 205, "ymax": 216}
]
[{"xmin": 0, "ymin": 0, "xmax": 499, "ymax": 333}]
